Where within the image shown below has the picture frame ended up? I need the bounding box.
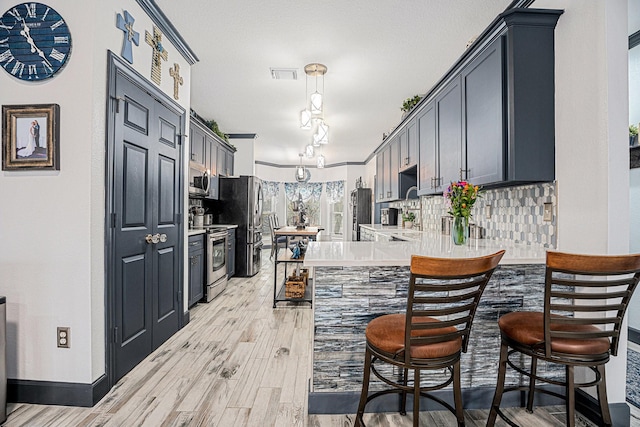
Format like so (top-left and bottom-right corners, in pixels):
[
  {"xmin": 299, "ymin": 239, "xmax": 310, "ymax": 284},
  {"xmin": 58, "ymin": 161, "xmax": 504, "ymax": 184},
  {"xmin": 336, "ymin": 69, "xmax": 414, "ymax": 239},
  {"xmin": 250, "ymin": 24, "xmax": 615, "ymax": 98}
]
[{"xmin": 2, "ymin": 104, "xmax": 60, "ymax": 170}]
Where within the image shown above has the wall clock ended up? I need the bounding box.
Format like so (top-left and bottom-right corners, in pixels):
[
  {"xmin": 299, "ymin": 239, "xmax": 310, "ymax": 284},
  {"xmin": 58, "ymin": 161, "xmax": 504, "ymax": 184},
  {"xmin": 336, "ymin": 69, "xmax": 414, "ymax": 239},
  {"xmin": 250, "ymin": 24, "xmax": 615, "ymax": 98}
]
[{"xmin": 0, "ymin": 3, "xmax": 72, "ymax": 81}]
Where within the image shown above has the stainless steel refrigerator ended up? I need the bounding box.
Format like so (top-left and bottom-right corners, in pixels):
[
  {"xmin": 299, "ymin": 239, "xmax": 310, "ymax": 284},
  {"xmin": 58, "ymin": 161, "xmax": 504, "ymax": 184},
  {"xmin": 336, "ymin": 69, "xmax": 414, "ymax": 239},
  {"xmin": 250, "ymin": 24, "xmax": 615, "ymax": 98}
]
[{"xmin": 215, "ymin": 176, "xmax": 264, "ymax": 277}]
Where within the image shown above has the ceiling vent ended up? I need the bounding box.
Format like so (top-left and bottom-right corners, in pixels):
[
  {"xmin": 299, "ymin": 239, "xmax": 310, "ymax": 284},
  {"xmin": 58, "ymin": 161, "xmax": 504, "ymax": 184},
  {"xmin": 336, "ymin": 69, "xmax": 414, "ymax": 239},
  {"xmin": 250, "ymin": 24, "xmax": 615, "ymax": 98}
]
[{"xmin": 270, "ymin": 68, "xmax": 298, "ymax": 80}]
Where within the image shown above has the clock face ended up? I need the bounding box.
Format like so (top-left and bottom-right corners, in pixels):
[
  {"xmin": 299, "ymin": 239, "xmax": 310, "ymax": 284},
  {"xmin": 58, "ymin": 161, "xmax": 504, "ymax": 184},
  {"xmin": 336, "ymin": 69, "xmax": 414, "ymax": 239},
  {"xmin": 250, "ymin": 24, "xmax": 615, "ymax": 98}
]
[{"xmin": 0, "ymin": 3, "xmax": 72, "ymax": 81}]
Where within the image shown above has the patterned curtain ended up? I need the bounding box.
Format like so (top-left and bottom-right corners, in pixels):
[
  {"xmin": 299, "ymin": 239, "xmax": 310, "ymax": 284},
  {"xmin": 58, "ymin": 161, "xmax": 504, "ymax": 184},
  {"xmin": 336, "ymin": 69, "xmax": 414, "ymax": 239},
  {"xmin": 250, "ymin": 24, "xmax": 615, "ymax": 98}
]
[
  {"xmin": 325, "ymin": 180, "xmax": 345, "ymax": 204},
  {"xmin": 284, "ymin": 182, "xmax": 323, "ymax": 202},
  {"xmin": 262, "ymin": 180, "xmax": 280, "ymax": 198}
]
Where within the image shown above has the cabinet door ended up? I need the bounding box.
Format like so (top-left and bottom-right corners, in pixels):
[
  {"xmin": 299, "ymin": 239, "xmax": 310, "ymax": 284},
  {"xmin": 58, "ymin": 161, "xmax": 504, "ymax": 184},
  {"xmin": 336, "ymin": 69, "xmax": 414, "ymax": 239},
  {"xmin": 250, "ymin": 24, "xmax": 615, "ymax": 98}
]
[
  {"xmin": 190, "ymin": 125, "xmax": 206, "ymax": 165},
  {"xmin": 188, "ymin": 236, "xmax": 204, "ymax": 307},
  {"xmin": 463, "ymin": 38, "xmax": 504, "ymax": 185},
  {"xmin": 436, "ymin": 76, "xmax": 462, "ymax": 192},
  {"xmin": 399, "ymin": 129, "xmax": 408, "ymax": 170},
  {"xmin": 217, "ymin": 144, "xmax": 227, "ymax": 177},
  {"xmin": 388, "ymin": 137, "xmax": 399, "ymax": 200},
  {"xmin": 417, "ymin": 102, "xmax": 437, "ymax": 195},
  {"xmin": 206, "ymin": 136, "xmax": 218, "ymax": 200},
  {"xmin": 226, "ymin": 150, "xmax": 234, "ymax": 176},
  {"xmin": 376, "ymin": 149, "xmax": 386, "ymax": 202},
  {"xmin": 227, "ymin": 229, "xmax": 235, "ymax": 278},
  {"xmin": 406, "ymin": 120, "xmax": 418, "ymax": 168}
]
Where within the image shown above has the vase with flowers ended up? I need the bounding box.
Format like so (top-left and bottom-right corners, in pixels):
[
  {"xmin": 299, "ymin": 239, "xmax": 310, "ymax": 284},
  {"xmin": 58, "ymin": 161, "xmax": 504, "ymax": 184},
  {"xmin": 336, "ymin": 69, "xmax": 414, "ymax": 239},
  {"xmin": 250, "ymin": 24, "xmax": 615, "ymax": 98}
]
[{"xmin": 444, "ymin": 181, "xmax": 481, "ymax": 245}]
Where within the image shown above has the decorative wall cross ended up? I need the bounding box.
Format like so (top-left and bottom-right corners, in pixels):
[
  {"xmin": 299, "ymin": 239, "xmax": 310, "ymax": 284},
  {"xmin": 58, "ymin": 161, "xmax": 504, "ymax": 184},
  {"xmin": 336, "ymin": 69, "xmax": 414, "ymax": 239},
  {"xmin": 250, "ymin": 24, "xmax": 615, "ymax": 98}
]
[
  {"xmin": 145, "ymin": 26, "xmax": 168, "ymax": 85},
  {"xmin": 169, "ymin": 63, "xmax": 183, "ymax": 100},
  {"xmin": 116, "ymin": 10, "xmax": 139, "ymax": 64}
]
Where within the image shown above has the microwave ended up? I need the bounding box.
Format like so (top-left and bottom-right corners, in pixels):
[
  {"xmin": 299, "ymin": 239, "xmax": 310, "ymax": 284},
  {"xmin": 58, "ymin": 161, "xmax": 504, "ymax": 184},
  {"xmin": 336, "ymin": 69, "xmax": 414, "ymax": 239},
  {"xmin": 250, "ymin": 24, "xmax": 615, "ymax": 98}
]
[{"xmin": 188, "ymin": 161, "xmax": 210, "ymax": 197}]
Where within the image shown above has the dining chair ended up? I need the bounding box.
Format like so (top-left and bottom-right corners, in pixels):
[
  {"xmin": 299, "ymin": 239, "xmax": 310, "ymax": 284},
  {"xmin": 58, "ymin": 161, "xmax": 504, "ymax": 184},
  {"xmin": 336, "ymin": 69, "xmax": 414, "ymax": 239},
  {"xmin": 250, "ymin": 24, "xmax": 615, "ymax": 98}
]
[
  {"xmin": 269, "ymin": 214, "xmax": 286, "ymax": 260},
  {"xmin": 355, "ymin": 250, "xmax": 505, "ymax": 427},
  {"xmin": 487, "ymin": 251, "xmax": 640, "ymax": 427}
]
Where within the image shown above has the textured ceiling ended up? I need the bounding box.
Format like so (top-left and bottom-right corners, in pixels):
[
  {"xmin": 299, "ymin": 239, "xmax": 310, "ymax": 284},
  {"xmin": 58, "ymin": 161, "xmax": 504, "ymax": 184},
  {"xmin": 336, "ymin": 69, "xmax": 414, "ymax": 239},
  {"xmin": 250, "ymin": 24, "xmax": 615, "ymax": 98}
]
[{"xmin": 154, "ymin": 0, "xmax": 512, "ymax": 166}]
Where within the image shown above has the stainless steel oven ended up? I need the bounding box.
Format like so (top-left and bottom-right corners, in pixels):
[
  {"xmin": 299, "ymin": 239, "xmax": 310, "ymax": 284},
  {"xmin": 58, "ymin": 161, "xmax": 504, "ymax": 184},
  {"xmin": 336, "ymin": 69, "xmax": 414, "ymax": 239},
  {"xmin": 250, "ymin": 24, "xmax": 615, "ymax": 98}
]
[{"xmin": 205, "ymin": 228, "xmax": 228, "ymax": 301}]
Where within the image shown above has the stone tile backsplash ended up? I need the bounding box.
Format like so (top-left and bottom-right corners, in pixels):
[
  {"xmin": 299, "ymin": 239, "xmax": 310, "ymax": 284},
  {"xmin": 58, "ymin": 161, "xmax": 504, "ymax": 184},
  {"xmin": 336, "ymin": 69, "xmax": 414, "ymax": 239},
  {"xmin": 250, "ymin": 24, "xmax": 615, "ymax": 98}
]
[{"xmin": 391, "ymin": 182, "xmax": 556, "ymax": 248}]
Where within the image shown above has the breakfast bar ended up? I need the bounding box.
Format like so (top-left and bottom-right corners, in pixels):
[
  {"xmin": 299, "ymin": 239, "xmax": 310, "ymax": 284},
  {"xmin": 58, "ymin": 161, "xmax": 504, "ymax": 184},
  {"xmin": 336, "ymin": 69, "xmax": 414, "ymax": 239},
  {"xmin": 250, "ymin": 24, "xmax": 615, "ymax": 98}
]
[{"xmin": 302, "ymin": 231, "xmax": 558, "ymax": 413}]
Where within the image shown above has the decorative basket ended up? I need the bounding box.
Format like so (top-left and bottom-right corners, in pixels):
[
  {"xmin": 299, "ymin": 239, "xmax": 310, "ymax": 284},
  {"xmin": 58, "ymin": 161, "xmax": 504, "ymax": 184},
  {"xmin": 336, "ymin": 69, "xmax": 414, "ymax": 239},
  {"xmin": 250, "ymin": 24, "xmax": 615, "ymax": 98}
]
[{"xmin": 285, "ymin": 276, "xmax": 305, "ymax": 298}]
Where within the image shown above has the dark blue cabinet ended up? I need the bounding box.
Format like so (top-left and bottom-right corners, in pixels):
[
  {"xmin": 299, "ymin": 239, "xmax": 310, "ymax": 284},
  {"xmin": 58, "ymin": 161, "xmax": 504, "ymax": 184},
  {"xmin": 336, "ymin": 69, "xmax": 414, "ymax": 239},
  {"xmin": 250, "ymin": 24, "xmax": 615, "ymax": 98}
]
[
  {"xmin": 227, "ymin": 228, "xmax": 236, "ymax": 278},
  {"xmin": 188, "ymin": 234, "xmax": 205, "ymax": 307}
]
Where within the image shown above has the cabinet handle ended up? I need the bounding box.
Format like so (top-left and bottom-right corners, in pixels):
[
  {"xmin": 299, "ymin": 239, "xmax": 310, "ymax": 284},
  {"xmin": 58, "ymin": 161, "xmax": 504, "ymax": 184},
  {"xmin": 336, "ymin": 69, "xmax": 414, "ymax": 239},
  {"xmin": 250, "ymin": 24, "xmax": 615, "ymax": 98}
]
[
  {"xmin": 430, "ymin": 177, "xmax": 435, "ymax": 189},
  {"xmin": 190, "ymin": 153, "xmax": 195, "ymax": 161}
]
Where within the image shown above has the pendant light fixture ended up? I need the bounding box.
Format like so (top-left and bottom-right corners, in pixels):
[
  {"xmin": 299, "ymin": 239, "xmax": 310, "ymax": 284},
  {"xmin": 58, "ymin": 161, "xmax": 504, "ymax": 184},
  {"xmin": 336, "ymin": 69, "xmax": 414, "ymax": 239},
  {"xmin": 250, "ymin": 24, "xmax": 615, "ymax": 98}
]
[
  {"xmin": 315, "ymin": 121, "xmax": 329, "ymax": 144},
  {"xmin": 317, "ymin": 154, "xmax": 325, "ymax": 169},
  {"xmin": 300, "ymin": 109, "xmax": 312, "ymax": 129},
  {"xmin": 305, "ymin": 63, "xmax": 327, "ymax": 116},
  {"xmin": 305, "ymin": 143, "xmax": 315, "ymax": 159},
  {"xmin": 295, "ymin": 153, "xmax": 310, "ymax": 182}
]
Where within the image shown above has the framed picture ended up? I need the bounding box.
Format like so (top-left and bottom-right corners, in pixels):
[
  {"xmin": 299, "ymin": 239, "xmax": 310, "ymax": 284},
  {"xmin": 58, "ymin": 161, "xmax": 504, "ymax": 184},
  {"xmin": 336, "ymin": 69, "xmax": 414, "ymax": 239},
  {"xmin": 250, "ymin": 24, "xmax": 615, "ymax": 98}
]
[{"xmin": 2, "ymin": 104, "xmax": 60, "ymax": 170}]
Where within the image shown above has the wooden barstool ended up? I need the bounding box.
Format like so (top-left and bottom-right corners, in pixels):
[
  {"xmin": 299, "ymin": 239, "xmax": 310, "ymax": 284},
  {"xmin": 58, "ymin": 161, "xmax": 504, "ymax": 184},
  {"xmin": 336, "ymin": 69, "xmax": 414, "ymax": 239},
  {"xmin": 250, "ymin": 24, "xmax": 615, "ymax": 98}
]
[
  {"xmin": 487, "ymin": 251, "xmax": 640, "ymax": 427},
  {"xmin": 355, "ymin": 250, "xmax": 505, "ymax": 427}
]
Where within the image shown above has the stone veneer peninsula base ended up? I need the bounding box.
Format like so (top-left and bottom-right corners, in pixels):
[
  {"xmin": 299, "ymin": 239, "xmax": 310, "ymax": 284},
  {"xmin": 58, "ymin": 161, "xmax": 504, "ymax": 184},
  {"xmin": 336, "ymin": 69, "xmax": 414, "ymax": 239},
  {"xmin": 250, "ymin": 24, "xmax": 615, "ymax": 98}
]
[{"xmin": 303, "ymin": 240, "xmax": 631, "ymax": 426}]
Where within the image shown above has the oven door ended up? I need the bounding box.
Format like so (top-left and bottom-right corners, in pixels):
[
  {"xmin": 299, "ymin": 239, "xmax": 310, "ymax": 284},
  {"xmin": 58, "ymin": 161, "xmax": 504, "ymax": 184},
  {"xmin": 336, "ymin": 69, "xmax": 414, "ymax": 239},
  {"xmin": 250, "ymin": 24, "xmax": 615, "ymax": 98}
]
[{"xmin": 208, "ymin": 232, "xmax": 227, "ymax": 285}]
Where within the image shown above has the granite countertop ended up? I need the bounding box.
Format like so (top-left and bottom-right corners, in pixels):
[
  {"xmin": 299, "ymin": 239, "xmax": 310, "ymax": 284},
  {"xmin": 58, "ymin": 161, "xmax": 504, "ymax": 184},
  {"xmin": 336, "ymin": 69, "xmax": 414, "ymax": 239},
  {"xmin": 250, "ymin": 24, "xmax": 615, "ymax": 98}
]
[{"xmin": 304, "ymin": 228, "xmax": 547, "ymax": 267}]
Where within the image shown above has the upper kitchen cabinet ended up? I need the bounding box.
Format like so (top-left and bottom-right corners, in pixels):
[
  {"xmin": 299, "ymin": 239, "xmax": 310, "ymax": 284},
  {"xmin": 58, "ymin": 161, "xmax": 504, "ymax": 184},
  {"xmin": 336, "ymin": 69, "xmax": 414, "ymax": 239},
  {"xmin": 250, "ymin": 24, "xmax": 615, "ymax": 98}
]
[
  {"xmin": 411, "ymin": 9, "xmax": 561, "ymax": 196},
  {"xmin": 217, "ymin": 144, "xmax": 234, "ymax": 177},
  {"xmin": 189, "ymin": 123, "xmax": 206, "ymax": 166},
  {"xmin": 417, "ymin": 76, "xmax": 462, "ymax": 196},
  {"xmin": 375, "ymin": 136, "xmax": 400, "ymax": 202},
  {"xmin": 399, "ymin": 119, "xmax": 418, "ymax": 172},
  {"xmin": 462, "ymin": 37, "xmax": 504, "ymax": 186}
]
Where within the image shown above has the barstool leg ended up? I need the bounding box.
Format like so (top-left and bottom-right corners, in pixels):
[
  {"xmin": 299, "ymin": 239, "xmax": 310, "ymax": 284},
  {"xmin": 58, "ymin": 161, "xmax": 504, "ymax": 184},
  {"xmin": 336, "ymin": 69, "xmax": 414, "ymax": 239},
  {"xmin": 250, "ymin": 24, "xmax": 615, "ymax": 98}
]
[
  {"xmin": 413, "ymin": 368, "xmax": 420, "ymax": 427},
  {"xmin": 487, "ymin": 341, "xmax": 509, "ymax": 426},
  {"xmin": 400, "ymin": 367, "xmax": 408, "ymax": 415},
  {"xmin": 526, "ymin": 356, "xmax": 538, "ymax": 412},
  {"xmin": 355, "ymin": 346, "xmax": 373, "ymax": 427},
  {"xmin": 565, "ymin": 365, "xmax": 575, "ymax": 427},
  {"xmin": 453, "ymin": 360, "xmax": 465, "ymax": 427},
  {"xmin": 596, "ymin": 364, "xmax": 612, "ymax": 426}
]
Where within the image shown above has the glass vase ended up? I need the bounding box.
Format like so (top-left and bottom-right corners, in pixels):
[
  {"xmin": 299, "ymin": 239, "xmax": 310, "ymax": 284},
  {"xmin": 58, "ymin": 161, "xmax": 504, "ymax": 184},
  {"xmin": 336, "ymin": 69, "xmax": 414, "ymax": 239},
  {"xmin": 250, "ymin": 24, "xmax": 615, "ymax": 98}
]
[{"xmin": 452, "ymin": 216, "xmax": 469, "ymax": 245}]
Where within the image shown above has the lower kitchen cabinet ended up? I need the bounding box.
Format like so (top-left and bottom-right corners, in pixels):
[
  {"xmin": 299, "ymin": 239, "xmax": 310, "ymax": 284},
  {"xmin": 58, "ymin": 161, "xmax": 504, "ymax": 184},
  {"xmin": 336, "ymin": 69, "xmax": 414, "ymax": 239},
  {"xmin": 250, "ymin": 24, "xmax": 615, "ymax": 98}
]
[
  {"xmin": 188, "ymin": 234, "xmax": 205, "ymax": 307},
  {"xmin": 227, "ymin": 228, "xmax": 236, "ymax": 278}
]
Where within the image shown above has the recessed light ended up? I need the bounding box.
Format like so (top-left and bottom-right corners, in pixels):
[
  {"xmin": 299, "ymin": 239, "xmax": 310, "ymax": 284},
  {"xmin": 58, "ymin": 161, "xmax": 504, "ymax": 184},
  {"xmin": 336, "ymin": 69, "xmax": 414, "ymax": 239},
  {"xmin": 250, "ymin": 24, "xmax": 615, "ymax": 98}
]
[{"xmin": 270, "ymin": 68, "xmax": 298, "ymax": 80}]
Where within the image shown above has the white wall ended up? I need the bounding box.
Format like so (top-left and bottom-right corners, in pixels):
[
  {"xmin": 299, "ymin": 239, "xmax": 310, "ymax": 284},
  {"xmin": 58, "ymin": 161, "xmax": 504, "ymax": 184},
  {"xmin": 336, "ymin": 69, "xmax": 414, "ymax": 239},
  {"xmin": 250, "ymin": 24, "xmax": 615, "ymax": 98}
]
[
  {"xmin": 0, "ymin": 0, "xmax": 192, "ymax": 384},
  {"xmin": 231, "ymin": 137, "xmax": 255, "ymax": 176},
  {"xmin": 533, "ymin": 0, "xmax": 630, "ymax": 403}
]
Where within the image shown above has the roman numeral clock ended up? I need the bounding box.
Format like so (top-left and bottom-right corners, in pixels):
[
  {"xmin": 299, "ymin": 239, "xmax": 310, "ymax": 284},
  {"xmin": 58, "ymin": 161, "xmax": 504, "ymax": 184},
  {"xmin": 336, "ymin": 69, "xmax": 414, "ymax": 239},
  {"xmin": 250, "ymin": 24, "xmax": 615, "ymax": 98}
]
[{"xmin": 0, "ymin": 2, "xmax": 71, "ymax": 81}]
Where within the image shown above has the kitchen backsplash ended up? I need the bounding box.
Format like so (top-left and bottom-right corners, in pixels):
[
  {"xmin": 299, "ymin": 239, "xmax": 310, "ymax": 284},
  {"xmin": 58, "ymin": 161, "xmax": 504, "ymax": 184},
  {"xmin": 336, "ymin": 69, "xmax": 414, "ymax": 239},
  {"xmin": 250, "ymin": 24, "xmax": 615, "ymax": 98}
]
[{"xmin": 391, "ymin": 182, "xmax": 557, "ymax": 248}]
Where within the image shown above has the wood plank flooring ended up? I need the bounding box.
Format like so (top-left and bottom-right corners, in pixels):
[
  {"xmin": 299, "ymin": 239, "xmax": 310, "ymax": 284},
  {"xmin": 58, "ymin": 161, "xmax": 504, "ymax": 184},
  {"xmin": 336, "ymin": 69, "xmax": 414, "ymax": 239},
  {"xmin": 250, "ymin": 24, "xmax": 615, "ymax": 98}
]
[{"xmin": 4, "ymin": 251, "xmax": 640, "ymax": 426}]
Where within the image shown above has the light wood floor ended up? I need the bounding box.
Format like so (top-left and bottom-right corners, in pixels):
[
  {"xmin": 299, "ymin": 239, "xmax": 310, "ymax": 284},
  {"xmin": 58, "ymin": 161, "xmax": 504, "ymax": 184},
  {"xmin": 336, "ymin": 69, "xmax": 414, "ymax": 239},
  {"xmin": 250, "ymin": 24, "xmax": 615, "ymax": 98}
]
[{"xmin": 4, "ymin": 251, "xmax": 640, "ymax": 426}]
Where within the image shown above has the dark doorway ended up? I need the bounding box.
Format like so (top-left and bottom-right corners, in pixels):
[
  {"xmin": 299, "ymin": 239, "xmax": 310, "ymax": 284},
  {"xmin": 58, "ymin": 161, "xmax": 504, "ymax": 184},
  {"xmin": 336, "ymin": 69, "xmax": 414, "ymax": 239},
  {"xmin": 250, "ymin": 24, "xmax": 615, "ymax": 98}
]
[{"xmin": 106, "ymin": 53, "xmax": 185, "ymax": 384}]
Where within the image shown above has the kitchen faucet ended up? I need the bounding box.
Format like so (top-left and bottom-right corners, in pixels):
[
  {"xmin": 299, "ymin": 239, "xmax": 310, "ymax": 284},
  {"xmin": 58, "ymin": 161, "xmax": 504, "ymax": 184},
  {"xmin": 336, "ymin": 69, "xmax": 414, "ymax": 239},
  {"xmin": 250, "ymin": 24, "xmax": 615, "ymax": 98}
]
[{"xmin": 405, "ymin": 186, "xmax": 418, "ymax": 200}]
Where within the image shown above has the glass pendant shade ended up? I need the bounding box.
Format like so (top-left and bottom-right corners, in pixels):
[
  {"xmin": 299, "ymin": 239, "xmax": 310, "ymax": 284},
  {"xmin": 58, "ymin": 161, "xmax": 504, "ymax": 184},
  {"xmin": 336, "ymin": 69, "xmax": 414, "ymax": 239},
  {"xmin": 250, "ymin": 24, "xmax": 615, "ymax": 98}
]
[
  {"xmin": 300, "ymin": 109, "xmax": 312, "ymax": 129},
  {"xmin": 305, "ymin": 144, "xmax": 315, "ymax": 158},
  {"xmin": 310, "ymin": 92, "xmax": 323, "ymax": 115},
  {"xmin": 316, "ymin": 122, "xmax": 329, "ymax": 144},
  {"xmin": 317, "ymin": 154, "xmax": 325, "ymax": 169},
  {"xmin": 295, "ymin": 165, "xmax": 306, "ymax": 182}
]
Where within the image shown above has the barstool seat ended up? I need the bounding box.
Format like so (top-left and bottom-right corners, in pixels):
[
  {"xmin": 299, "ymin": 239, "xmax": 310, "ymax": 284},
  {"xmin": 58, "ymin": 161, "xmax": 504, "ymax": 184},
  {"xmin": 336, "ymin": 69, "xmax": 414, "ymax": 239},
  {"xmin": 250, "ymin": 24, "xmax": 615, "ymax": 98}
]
[
  {"xmin": 498, "ymin": 312, "xmax": 610, "ymax": 356},
  {"xmin": 366, "ymin": 314, "xmax": 462, "ymax": 359}
]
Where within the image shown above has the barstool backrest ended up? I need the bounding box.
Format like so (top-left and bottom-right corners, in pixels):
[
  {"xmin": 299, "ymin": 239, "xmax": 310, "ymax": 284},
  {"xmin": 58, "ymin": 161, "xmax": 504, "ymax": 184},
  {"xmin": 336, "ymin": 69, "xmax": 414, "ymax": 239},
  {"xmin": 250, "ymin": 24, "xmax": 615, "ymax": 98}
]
[
  {"xmin": 544, "ymin": 251, "xmax": 640, "ymax": 358},
  {"xmin": 406, "ymin": 250, "xmax": 505, "ymax": 357}
]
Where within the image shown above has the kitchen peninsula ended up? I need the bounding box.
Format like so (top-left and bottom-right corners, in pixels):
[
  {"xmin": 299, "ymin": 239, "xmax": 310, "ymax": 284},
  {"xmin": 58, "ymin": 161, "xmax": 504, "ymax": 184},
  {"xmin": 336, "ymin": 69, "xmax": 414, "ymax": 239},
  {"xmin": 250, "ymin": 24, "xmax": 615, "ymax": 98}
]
[{"xmin": 303, "ymin": 229, "xmax": 555, "ymax": 412}]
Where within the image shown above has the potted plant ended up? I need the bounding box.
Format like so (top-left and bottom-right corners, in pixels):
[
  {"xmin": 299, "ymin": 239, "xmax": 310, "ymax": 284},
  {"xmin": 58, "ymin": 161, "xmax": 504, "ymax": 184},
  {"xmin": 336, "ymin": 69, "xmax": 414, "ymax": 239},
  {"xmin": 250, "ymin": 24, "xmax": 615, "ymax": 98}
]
[
  {"xmin": 630, "ymin": 124, "xmax": 638, "ymax": 147},
  {"xmin": 205, "ymin": 119, "xmax": 229, "ymax": 142},
  {"xmin": 402, "ymin": 211, "xmax": 416, "ymax": 229},
  {"xmin": 401, "ymin": 95, "xmax": 422, "ymax": 118}
]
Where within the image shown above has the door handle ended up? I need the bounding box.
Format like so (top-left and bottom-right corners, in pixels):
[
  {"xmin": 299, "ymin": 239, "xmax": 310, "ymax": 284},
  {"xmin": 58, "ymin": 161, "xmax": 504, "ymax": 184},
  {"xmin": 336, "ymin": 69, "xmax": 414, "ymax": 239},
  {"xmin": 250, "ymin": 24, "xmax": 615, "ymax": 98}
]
[
  {"xmin": 145, "ymin": 233, "xmax": 160, "ymax": 244},
  {"xmin": 159, "ymin": 234, "xmax": 167, "ymax": 243}
]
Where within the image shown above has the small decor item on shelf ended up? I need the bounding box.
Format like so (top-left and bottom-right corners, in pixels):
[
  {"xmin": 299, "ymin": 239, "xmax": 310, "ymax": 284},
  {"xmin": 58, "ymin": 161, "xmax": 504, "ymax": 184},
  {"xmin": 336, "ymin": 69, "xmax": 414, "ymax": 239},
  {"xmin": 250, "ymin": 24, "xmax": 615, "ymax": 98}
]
[
  {"xmin": 630, "ymin": 124, "xmax": 639, "ymax": 147},
  {"xmin": 401, "ymin": 95, "xmax": 422, "ymax": 114},
  {"xmin": 402, "ymin": 211, "xmax": 416, "ymax": 229},
  {"xmin": 444, "ymin": 181, "xmax": 481, "ymax": 245}
]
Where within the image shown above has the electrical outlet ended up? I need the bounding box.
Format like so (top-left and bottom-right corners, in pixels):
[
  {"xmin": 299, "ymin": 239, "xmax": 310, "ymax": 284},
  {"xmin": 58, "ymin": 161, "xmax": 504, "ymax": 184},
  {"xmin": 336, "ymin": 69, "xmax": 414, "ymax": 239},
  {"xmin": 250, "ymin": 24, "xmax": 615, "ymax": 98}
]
[
  {"xmin": 484, "ymin": 204, "xmax": 491, "ymax": 219},
  {"xmin": 543, "ymin": 203, "xmax": 553, "ymax": 222},
  {"xmin": 57, "ymin": 327, "xmax": 70, "ymax": 348}
]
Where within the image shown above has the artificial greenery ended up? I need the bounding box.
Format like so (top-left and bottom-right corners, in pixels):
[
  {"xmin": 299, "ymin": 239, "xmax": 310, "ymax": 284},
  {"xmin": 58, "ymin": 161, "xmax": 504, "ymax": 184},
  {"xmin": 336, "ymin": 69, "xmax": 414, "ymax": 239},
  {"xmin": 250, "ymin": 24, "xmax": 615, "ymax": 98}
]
[
  {"xmin": 401, "ymin": 95, "xmax": 422, "ymax": 113},
  {"xmin": 402, "ymin": 211, "xmax": 416, "ymax": 222},
  {"xmin": 630, "ymin": 124, "xmax": 638, "ymax": 137},
  {"xmin": 204, "ymin": 119, "xmax": 229, "ymax": 142}
]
